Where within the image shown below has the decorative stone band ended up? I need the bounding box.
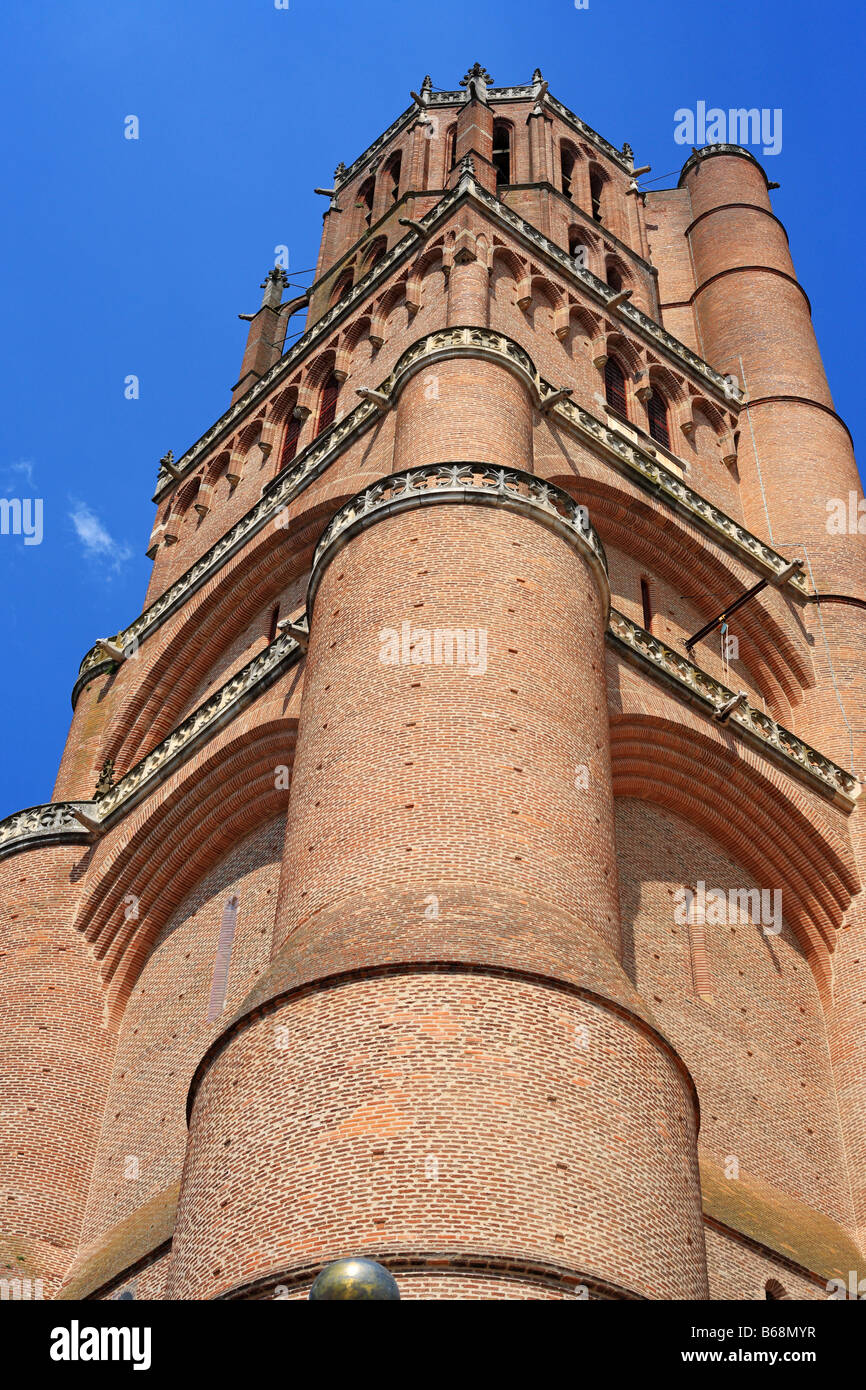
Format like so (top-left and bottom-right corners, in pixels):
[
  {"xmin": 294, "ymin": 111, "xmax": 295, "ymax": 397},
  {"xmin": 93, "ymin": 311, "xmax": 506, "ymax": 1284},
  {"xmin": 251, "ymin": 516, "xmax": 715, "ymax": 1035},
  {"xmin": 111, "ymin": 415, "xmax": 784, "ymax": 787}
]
[
  {"xmin": 77, "ymin": 326, "xmax": 807, "ymax": 695},
  {"xmin": 608, "ymin": 608, "xmax": 860, "ymax": 808},
  {"xmin": 306, "ymin": 463, "xmax": 610, "ymax": 617},
  {"xmin": 2, "ymin": 605, "xmax": 858, "ymax": 862},
  {"xmin": 677, "ymin": 143, "xmax": 769, "ymax": 188},
  {"xmin": 0, "ymin": 627, "xmax": 306, "ymax": 865},
  {"xmin": 0, "ymin": 802, "xmax": 95, "ymax": 858},
  {"xmin": 154, "ymin": 168, "xmax": 732, "ymax": 500}
]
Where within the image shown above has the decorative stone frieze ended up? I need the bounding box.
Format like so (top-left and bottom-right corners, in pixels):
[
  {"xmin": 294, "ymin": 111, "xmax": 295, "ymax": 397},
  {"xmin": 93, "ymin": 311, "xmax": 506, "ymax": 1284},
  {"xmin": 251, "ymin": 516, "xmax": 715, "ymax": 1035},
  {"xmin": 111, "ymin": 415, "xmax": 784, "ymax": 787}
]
[
  {"xmin": 608, "ymin": 608, "xmax": 860, "ymax": 807},
  {"xmin": 1, "ymin": 628, "xmax": 306, "ymax": 862},
  {"xmin": 6, "ymin": 599, "xmax": 857, "ymax": 864},
  {"xmin": 308, "ymin": 462, "xmax": 609, "ymax": 613}
]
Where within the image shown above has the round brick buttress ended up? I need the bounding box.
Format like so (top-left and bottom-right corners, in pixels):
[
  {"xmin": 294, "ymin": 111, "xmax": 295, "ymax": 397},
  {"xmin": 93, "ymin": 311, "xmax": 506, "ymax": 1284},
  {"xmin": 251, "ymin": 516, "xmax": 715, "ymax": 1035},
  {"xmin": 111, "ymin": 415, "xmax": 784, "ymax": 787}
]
[{"xmin": 168, "ymin": 466, "xmax": 707, "ymax": 1301}]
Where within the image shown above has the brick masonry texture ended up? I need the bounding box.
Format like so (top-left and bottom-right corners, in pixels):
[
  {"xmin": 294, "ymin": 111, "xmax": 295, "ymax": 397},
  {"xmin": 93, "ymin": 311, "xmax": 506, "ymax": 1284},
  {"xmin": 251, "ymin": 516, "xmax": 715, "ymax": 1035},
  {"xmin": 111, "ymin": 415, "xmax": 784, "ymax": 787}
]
[{"xmin": 2, "ymin": 72, "xmax": 865, "ymax": 1301}]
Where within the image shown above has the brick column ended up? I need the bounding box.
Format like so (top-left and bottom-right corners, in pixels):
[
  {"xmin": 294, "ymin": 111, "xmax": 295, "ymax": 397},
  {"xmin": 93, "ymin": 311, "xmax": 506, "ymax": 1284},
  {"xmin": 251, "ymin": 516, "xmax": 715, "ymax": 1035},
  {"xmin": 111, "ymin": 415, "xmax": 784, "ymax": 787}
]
[
  {"xmin": 168, "ymin": 447, "xmax": 707, "ymax": 1299},
  {"xmin": 683, "ymin": 146, "xmax": 866, "ymax": 594}
]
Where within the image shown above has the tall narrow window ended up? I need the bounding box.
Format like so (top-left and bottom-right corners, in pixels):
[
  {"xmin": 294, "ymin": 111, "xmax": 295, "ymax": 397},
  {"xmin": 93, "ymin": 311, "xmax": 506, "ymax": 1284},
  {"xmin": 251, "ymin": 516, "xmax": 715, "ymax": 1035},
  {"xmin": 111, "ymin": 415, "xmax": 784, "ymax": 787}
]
[
  {"xmin": 647, "ymin": 389, "xmax": 670, "ymax": 448},
  {"xmin": 604, "ymin": 358, "xmax": 627, "ymax": 417},
  {"xmin": 268, "ymin": 604, "xmax": 281, "ymax": 644},
  {"xmin": 561, "ymin": 146, "xmax": 575, "ymax": 199},
  {"xmin": 640, "ymin": 577, "xmax": 653, "ymax": 633},
  {"xmin": 206, "ymin": 895, "xmax": 240, "ymax": 1022},
  {"xmin": 330, "ymin": 270, "xmax": 353, "ymax": 307},
  {"xmin": 492, "ymin": 123, "xmax": 511, "ymax": 187},
  {"xmin": 358, "ymin": 176, "xmax": 375, "ymax": 228},
  {"xmin": 365, "ymin": 237, "xmax": 387, "ymax": 270},
  {"xmin": 384, "ymin": 152, "xmax": 402, "ymax": 203},
  {"xmin": 316, "ymin": 373, "xmax": 340, "ymax": 435},
  {"xmin": 444, "ymin": 124, "xmax": 457, "ymax": 176},
  {"xmin": 606, "ymin": 262, "xmax": 622, "ymax": 292},
  {"xmin": 685, "ymin": 888, "xmax": 714, "ymax": 1003},
  {"xmin": 280, "ymin": 410, "xmax": 302, "ymax": 469},
  {"xmin": 590, "ymin": 169, "xmax": 604, "ymax": 222},
  {"xmin": 569, "ymin": 231, "xmax": 588, "ymax": 270}
]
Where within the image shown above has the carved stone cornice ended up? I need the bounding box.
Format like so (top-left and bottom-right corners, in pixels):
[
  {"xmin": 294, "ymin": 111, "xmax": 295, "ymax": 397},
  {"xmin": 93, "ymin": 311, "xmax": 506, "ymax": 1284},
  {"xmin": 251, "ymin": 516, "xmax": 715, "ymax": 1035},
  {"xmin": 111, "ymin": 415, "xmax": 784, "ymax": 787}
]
[
  {"xmin": 308, "ymin": 462, "xmax": 609, "ymax": 615},
  {"xmin": 0, "ymin": 626, "xmax": 306, "ymax": 863},
  {"xmin": 78, "ymin": 325, "xmax": 808, "ymax": 693},
  {"xmin": 0, "ymin": 802, "xmax": 95, "ymax": 859},
  {"xmin": 677, "ymin": 143, "xmax": 769, "ymax": 188},
  {"xmin": 4, "ymin": 598, "xmax": 856, "ymax": 864},
  {"xmin": 608, "ymin": 608, "xmax": 860, "ymax": 808}
]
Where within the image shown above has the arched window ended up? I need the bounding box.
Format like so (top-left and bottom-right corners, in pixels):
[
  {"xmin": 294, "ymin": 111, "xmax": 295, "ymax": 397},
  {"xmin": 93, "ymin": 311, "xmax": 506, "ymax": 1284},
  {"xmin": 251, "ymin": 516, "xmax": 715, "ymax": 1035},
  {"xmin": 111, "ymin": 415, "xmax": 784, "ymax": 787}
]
[
  {"xmin": 330, "ymin": 270, "xmax": 353, "ymax": 307},
  {"xmin": 444, "ymin": 124, "xmax": 457, "ymax": 175},
  {"xmin": 384, "ymin": 152, "xmax": 402, "ymax": 204},
  {"xmin": 569, "ymin": 231, "xmax": 588, "ymax": 270},
  {"xmin": 357, "ymin": 177, "xmax": 375, "ymax": 229},
  {"xmin": 647, "ymin": 389, "xmax": 670, "ymax": 448},
  {"xmin": 606, "ymin": 262, "xmax": 622, "ymax": 292},
  {"xmin": 561, "ymin": 146, "xmax": 576, "ymax": 199},
  {"xmin": 492, "ymin": 123, "xmax": 511, "ymax": 187},
  {"xmin": 365, "ymin": 237, "xmax": 387, "ymax": 270},
  {"xmin": 604, "ymin": 358, "xmax": 627, "ymax": 417},
  {"xmin": 589, "ymin": 168, "xmax": 605, "ymax": 223},
  {"xmin": 279, "ymin": 410, "xmax": 302, "ymax": 468},
  {"xmin": 316, "ymin": 373, "xmax": 340, "ymax": 435}
]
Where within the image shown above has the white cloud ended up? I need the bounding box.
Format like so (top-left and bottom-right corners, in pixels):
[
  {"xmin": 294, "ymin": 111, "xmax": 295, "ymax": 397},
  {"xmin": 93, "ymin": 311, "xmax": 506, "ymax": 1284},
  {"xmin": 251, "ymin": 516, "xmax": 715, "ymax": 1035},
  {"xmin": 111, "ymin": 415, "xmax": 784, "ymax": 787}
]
[
  {"xmin": 69, "ymin": 502, "xmax": 132, "ymax": 573},
  {"xmin": 1, "ymin": 459, "xmax": 35, "ymax": 488}
]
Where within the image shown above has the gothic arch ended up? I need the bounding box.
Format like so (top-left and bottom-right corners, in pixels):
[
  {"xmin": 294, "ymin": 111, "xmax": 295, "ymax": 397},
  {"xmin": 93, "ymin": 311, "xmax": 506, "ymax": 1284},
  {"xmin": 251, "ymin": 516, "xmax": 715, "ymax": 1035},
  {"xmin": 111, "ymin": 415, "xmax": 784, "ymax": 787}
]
[
  {"xmin": 610, "ymin": 713, "xmax": 859, "ymax": 1002},
  {"xmin": 545, "ymin": 472, "xmax": 814, "ymax": 710},
  {"xmin": 74, "ymin": 718, "xmax": 299, "ymax": 1029}
]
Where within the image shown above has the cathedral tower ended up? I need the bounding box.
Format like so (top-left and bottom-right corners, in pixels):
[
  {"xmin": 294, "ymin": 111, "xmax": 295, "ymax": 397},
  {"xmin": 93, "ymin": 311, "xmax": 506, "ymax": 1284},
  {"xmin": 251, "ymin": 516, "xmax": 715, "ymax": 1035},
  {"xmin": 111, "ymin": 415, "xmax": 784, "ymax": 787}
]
[{"xmin": 1, "ymin": 66, "xmax": 864, "ymax": 1301}]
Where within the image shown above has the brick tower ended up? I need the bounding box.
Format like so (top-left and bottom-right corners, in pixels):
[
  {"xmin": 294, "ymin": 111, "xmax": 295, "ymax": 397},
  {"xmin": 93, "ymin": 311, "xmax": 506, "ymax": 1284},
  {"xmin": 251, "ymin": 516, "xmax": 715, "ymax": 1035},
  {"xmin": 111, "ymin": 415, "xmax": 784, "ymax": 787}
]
[{"xmin": 2, "ymin": 66, "xmax": 864, "ymax": 1302}]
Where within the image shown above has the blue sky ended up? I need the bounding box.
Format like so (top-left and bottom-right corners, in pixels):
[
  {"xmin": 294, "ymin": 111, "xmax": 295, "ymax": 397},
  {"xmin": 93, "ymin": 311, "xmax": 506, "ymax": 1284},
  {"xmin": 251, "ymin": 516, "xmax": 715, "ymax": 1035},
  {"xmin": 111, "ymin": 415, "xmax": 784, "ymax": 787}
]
[{"xmin": 0, "ymin": 0, "xmax": 862, "ymax": 819}]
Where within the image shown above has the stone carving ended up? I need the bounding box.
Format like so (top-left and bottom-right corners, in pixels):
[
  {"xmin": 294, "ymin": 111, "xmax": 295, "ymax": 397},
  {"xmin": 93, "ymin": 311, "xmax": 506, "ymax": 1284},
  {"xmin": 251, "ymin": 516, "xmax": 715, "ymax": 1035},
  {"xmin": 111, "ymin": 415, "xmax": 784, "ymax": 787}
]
[
  {"xmin": 4, "ymin": 598, "xmax": 856, "ymax": 862},
  {"xmin": 608, "ymin": 608, "xmax": 860, "ymax": 806},
  {"xmin": 310, "ymin": 462, "xmax": 608, "ymax": 608}
]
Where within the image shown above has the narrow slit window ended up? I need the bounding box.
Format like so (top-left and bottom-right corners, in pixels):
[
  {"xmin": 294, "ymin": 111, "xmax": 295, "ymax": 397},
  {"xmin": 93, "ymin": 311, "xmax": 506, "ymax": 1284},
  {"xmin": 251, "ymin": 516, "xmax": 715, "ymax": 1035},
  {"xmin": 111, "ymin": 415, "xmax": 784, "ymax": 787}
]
[
  {"xmin": 604, "ymin": 358, "xmax": 627, "ymax": 417},
  {"xmin": 685, "ymin": 889, "xmax": 714, "ymax": 1003},
  {"xmin": 206, "ymin": 895, "xmax": 240, "ymax": 1022},
  {"xmin": 561, "ymin": 147, "xmax": 575, "ymax": 199},
  {"xmin": 492, "ymin": 123, "xmax": 511, "ymax": 187},
  {"xmin": 640, "ymin": 578, "xmax": 653, "ymax": 633},
  {"xmin": 358, "ymin": 177, "xmax": 375, "ymax": 228},
  {"xmin": 280, "ymin": 410, "xmax": 302, "ymax": 468},
  {"xmin": 590, "ymin": 169, "xmax": 604, "ymax": 222},
  {"xmin": 385, "ymin": 153, "xmax": 401, "ymax": 203},
  {"xmin": 268, "ymin": 604, "xmax": 281, "ymax": 643},
  {"xmin": 647, "ymin": 389, "xmax": 670, "ymax": 449},
  {"xmin": 316, "ymin": 373, "xmax": 340, "ymax": 435}
]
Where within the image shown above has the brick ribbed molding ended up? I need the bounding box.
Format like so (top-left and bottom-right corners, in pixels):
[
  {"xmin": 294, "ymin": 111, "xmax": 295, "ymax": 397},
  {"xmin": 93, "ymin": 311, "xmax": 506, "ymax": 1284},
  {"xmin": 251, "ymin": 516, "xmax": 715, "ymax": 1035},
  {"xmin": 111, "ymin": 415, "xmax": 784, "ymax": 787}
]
[
  {"xmin": 1, "ymin": 531, "xmax": 857, "ymax": 865},
  {"xmin": 152, "ymin": 169, "xmax": 736, "ymax": 502},
  {"xmin": 77, "ymin": 325, "xmax": 806, "ymax": 697}
]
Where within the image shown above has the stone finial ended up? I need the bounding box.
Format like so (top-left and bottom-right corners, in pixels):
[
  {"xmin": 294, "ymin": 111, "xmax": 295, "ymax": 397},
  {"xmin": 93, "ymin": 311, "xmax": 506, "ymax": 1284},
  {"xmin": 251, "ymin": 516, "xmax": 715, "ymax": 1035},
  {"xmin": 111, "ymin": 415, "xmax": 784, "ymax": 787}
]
[
  {"xmin": 459, "ymin": 153, "xmax": 476, "ymax": 178},
  {"xmin": 333, "ymin": 160, "xmax": 347, "ymax": 182},
  {"xmin": 94, "ymin": 758, "xmax": 115, "ymax": 800},
  {"xmin": 529, "ymin": 68, "xmax": 549, "ymax": 118},
  {"xmin": 259, "ymin": 266, "xmax": 289, "ymax": 310},
  {"xmin": 460, "ymin": 63, "xmax": 493, "ymax": 103},
  {"xmin": 421, "ymin": 74, "xmax": 432, "ymax": 92},
  {"xmin": 622, "ymin": 141, "xmax": 634, "ymax": 161}
]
